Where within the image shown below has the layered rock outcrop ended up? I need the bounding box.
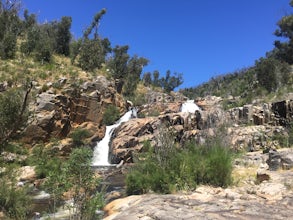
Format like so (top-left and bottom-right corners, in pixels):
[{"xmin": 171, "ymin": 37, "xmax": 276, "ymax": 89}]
[
  {"xmin": 22, "ymin": 76, "xmax": 126, "ymax": 143},
  {"xmin": 109, "ymin": 96, "xmax": 293, "ymax": 163}
]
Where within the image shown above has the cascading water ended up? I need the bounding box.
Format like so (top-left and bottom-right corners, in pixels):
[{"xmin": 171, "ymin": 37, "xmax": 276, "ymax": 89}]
[
  {"xmin": 92, "ymin": 109, "xmax": 135, "ymax": 166},
  {"xmin": 181, "ymin": 100, "xmax": 200, "ymax": 113}
]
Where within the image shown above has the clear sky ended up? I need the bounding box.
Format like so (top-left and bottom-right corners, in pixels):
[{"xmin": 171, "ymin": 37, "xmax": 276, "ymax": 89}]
[{"xmin": 22, "ymin": 0, "xmax": 292, "ymax": 89}]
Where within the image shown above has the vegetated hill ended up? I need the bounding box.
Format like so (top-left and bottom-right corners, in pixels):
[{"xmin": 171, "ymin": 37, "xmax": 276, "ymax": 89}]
[
  {"xmin": 1, "ymin": 1, "xmax": 293, "ymax": 219},
  {"xmin": 180, "ymin": 1, "xmax": 293, "ymax": 107},
  {"xmin": 180, "ymin": 62, "xmax": 293, "ymax": 108}
]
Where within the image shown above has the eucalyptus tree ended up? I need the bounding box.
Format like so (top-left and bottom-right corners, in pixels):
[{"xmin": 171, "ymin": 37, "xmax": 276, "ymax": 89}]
[
  {"xmin": 78, "ymin": 8, "xmax": 111, "ymax": 71},
  {"xmin": 274, "ymin": 0, "xmax": 293, "ymax": 63}
]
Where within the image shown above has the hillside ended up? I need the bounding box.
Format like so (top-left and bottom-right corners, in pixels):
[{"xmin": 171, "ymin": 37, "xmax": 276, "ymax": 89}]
[
  {"xmin": 0, "ymin": 1, "xmax": 293, "ymax": 219},
  {"xmin": 180, "ymin": 63, "xmax": 293, "ymax": 109}
]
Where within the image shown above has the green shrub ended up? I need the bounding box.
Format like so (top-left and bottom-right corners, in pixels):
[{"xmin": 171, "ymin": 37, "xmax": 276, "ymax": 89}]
[
  {"xmin": 0, "ymin": 169, "xmax": 31, "ymax": 219},
  {"xmin": 102, "ymin": 105, "xmax": 120, "ymax": 125},
  {"xmin": 126, "ymin": 132, "xmax": 233, "ymax": 195},
  {"xmin": 0, "ymin": 32, "xmax": 17, "ymax": 59},
  {"xmin": 0, "ymin": 88, "xmax": 29, "ymax": 148},
  {"xmin": 63, "ymin": 148, "xmax": 104, "ymax": 219},
  {"xmin": 27, "ymin": 144, "xmax": 62, "ymax": 179},
  {"xmin": 78, "ymin": 39, "xmax": 106, "ymax": 71},
  {"xmin": 69, "ymin": 128, "xmax": 91, "ymax": 147}
]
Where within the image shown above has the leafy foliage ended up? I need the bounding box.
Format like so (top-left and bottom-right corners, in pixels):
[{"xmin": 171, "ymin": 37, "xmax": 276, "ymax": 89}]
[
  {"xmin": 63, "ymin": 148, "xmax": 104, "ymax": 219},
  {"xmin": 160, "ymin": 70, "xmax": 183, "ymax": 93},
  {"xmin": 274, "ymin": 1, "xmax": 293, "ymax": 64},
  {"xmin": 0, "ymin": 87, "xmax": 30, "ymax": 149},
  {"xmin": 69, "ymin": 128, "xmax": 91, "ymax": 147},
  {"xmin": 0, "ymin": 0, "xmax": 21, "ymax": 59},
  {"xmin": 123, "ymin": 55, "xmax": 149, "ymax": 97},
  {"xmin": 126, "ymin": 127, "xmax": 233, "ymax": 194},
  {"xmin": 55, "ymin": 16, "xmax": 72, "ymax": 56},
  {"xmin": 32, "ymin": 146, "xmax": 104, "ymax": 218},
  {"xmin": 77, "ymin": 9, "xmax": 111, "ymax": 71},
  {"xmin": 0, "ymin": 168, "xmax": 32, "ymax": 219},
  {"xmin": 142, "ymin": 70, "xmax": 183, "ymax": 93},
  {"xmin": 102, "ymin": 105, "xmax": 120, "ymax": 125},
  {"xmin": 78, "ymin": 38, "xmax": 110, "ymax": 71},
  {"xmin": 28, "ymin": 144, "xmax": 62, "ymax": 179}
]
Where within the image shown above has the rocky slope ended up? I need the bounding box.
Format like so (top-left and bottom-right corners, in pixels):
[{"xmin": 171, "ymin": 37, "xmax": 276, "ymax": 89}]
[
  {"xmin": 104, "ymin": 148, "xmax": 293, "ymax": 220},
  {"xmin": 10, "ymin": 75, "xmax": 293, "ymax": 220},
  {"xmin": 109, "ymin": 95, "xmax": 293, "ymax": 164}
]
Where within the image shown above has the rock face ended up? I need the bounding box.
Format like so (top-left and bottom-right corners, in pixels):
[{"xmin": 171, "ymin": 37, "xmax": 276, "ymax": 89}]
[
  {"xmin": 110, "ymin": 112, "xmax": 195, "ymax": 163},
  {"xmin": 22, "ymin": 76, "xmax": 126, "ymax": 143},
  {"xmin": 227, "ymin": 100, "xmax": 293, "ymax": 126},
  {"xmin": 267, "ymin": 148, "xmax": 293, "ymax": 170},
  {"xmin": 109, "ymin": 96, "xmax": 293, "ymax": 163}
]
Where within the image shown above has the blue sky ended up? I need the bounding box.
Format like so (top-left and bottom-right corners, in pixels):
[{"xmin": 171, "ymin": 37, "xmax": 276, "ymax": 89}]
[{"xmin": 22, "ymin": 0, "xmax": 292, "ymax": 89}]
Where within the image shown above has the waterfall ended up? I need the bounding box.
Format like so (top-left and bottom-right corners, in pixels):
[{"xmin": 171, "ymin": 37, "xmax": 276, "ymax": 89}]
[
  {"xmin": 92, "ymin": 109, "xmax": 136, "ymax": 166},
  {"xmin": 181, "ymin": 100, "xmax": 200, "ymax": 113}
]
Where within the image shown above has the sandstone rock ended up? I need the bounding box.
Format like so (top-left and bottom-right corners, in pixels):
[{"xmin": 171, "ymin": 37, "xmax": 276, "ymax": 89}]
[
  {"xmin": 110, "ymin": 114, "xmax": 191, "ymax": 163},
  {"xmin": 22, "ymin": 76, "xmax": 126, "ymax": 143},
  {"xmin": 18, "ymin": 166, "xmax": 36, "ymax": 182},
  {"xmin": 22, "ymin": 124, "xmax": 48, "ymax": 143},
  {"xmin": 0, "ymin": 81, "xmax": 8, "ymax": 92},
  {"xmin": 272, "ymin": 100, "xmax": 293, "ymax": 126},
  {"xmin": 195, "ymin": 95, "xmax": 223, "ymax": 111}
]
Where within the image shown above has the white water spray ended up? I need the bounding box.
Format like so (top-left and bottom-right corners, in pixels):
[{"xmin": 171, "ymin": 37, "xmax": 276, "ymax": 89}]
[
  {"xmin": 92, "ymin": 109, "xmax": 135, "ymax": 166},
  {"xmin": 181, "ymin": 100, "xmax": 200, "ymax": 113}
]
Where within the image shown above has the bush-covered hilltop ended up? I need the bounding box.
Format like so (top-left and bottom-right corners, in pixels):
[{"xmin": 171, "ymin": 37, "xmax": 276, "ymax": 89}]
[
  {"xmin": 0, "ymin": 0, "xmax": 183, "ymax": 95},
  {"xmin": 181, "ymin": 1, "xmax": 293, "ymax": 105}
]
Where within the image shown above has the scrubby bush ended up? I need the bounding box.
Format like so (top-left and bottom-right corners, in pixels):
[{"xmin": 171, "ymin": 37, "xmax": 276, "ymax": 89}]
[
  {"xmin": 70, "ymin": 128, "xmax": 91, "ymax": 147},
  {"xmin": 78, "ymin": 39, "xmax": 107, "ymax": 71},
  {"xmin": 102, "ymin": 105, "xmax": 120, "ymax": 125},
  {"xmin": 0, "ymin": 87, "xmax": 30, "ymax": 149},
  {"xmin": 0, "ymin": 169, "xmax": 32, "ymax": 219},
  {"xmin": 28, "ymin": 144, "xmax": 62, "ymax": 179},
  {"xmin": 30, "ymin": 146, "xmax": 104, "ymax": 218},
  {"xmin": 64, "ymin": 148, "xmax": 104, "ymax": 219},
  {"xmin": 126, "ymin": 128, "xmax": 233, "ymax": 195}
]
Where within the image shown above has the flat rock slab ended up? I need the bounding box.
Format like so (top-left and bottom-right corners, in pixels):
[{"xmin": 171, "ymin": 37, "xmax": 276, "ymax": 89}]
[{"xmin": 104, "ymin": 188, "xmax": 293, "ymax": 220}]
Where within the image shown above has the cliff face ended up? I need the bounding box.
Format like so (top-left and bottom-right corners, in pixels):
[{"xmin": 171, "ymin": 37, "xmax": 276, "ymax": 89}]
[{"xmin": 21, "ymin": 75, "xmax": 126, "ymax": 145}]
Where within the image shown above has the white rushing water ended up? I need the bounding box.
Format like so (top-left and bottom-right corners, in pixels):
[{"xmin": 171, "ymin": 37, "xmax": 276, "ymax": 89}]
[
  {"xmin": 181, "ymin": 100, "xmax": 200, "ymax": 113},
  {"xmin": 92, "ymin": 110, "xmax": 134, "ymax": 166}
]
